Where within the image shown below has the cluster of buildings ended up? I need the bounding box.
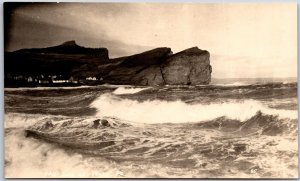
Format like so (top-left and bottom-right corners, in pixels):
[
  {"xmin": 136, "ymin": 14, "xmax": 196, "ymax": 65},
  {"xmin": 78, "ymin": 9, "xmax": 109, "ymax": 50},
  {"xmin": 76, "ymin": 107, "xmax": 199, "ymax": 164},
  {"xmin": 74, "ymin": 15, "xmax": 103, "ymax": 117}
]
[{"xmin": 5, "ymin": 74, "xmax": 102, "ymax": 86}]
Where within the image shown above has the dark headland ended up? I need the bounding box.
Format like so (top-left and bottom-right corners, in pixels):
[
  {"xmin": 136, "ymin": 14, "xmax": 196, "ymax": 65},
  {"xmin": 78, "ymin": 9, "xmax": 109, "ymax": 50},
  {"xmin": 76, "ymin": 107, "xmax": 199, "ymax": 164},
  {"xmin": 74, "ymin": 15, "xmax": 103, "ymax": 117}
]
[{"xmin": 4, "ymin": 40, "xmax": 212, "ymax": 87}]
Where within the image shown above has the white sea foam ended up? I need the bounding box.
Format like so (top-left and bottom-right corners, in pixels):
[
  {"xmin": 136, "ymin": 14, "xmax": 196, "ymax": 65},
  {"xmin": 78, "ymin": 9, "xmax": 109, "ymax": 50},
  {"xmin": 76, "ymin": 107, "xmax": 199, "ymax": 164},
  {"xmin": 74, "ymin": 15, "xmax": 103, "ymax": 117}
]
[
  {"xmin": 4, "ymin": 113, "xmax": 127, "ymax": 178},
  {"xmin": 4, "ymin": 128, "xmax": 185, "ymax": 178},
  {"xmin": 4, "ymin": 128, "xmax": 124, "ymax": 178},
  {"xmin": 212, "ymin": 82, "xmax": 250, "ymax": 86},
  {"xmin": 91, "ymin": 93, "xmax": 297, "ymax": 124},
  {"xmin": 4, "ymin": 113, "xmax": 50, "ymax": 128},
  {"xmin": 113, "ymin": 87, "xmax": 150, "ymax": 95},
  {"xmin": 3, "ymin": 114, "xmax": 171, "ymax": 178}
]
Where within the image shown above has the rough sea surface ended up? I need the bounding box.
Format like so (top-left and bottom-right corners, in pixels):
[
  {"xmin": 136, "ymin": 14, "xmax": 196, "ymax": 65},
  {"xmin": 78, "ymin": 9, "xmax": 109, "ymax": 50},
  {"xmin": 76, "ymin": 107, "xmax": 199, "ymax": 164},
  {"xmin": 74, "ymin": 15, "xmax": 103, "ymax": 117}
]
[{"xmin": 4, "ymin": 80, "xmax": 298, "ymax": 178}]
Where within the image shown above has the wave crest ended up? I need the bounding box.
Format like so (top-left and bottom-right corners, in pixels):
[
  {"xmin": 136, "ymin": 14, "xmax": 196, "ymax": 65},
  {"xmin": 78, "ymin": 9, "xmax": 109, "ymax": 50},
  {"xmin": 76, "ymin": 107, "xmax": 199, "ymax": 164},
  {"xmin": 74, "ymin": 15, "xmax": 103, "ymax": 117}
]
[
  {"xmin": 90, "ymin": 93, "xmax": 297, "ymax": 124},
  {"xmin": 112, "ymin": 87, "xmax": 150, "ymax": 95}
]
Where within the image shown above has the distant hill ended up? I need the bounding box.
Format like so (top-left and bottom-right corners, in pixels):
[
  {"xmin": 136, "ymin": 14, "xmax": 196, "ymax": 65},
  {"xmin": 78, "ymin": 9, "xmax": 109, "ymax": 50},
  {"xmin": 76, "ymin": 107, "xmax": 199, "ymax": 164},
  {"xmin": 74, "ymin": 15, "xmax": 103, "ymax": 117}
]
[
  {"xmin": 14, "ymin": 40, "xmax": 109, "ymax": 55},
  {"xmin": 5, "ymin": 41, "xmax": 108, "ymax": 80}
]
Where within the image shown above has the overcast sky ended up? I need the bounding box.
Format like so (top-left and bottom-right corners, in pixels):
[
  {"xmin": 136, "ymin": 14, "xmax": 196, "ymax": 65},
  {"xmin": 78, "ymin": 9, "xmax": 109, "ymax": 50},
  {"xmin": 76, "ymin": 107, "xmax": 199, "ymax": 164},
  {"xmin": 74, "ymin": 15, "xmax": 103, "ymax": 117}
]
[{"xmin": 5, "ymin": 3, "xmax": 297, "ymax": 78}]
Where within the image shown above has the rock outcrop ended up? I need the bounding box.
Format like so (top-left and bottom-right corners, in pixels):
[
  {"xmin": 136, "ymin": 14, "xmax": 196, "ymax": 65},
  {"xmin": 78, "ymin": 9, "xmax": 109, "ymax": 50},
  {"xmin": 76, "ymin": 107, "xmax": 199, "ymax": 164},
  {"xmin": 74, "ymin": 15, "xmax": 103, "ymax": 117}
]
[
  {"xmin": 133, "ymin": 65, "xmax": 165, "ymax": 86},
  {"xmin": 161, "ymin": 47, "xmax": 212, "ymax": 85},
  {"xmin": 130, "ymin": 47, "xmax": 212, "ymax": 85},
  {"xmin": 4, "ymin": 41, "xmax": 212, "ymax": 87},
  {"xmin": 100, "ymin": 47, "xmax": 172, "ymax": 85}
]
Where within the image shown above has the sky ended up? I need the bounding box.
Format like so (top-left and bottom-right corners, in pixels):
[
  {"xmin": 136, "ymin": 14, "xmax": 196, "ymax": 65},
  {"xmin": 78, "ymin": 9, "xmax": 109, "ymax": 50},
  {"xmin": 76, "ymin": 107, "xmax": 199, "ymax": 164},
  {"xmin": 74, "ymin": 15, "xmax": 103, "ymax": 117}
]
[{"xmin": 5, "ymin": 3, "xmax": 297, "ymax": 78}]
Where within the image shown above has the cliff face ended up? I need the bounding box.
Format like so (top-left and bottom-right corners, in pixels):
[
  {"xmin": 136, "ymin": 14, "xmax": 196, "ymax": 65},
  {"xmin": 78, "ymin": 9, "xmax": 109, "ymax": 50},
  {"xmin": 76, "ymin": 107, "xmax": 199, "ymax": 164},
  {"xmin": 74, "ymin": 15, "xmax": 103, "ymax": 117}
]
[
  {"xmin": 161, "ymin": 47, "xmax": 212, "ymax": 85},
  {"xmin": 100, "ymin": 48, "xmax": 172, "ymax": 85},
  {"xmin": 103, "ymin": 48, "xmax": 172, "ymax": 85},
  {"xmin": 5, "ymin": 41, "xmax": 212, "ymax": 87},
  {"xmin": 130, "ymin": 47, "xmax": 212, "ymax": 85}
]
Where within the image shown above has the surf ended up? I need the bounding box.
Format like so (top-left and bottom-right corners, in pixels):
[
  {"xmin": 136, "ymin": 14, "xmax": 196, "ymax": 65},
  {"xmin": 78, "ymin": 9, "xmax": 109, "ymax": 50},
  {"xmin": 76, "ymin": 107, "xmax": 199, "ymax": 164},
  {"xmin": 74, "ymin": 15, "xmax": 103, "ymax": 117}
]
[
  {"xmin": 113, "ymin": 87, "xmax": 151, "ymax": 95},
  {"xmin": 90, "ymin": 93, "xmax": 297, "ymax": 124}
]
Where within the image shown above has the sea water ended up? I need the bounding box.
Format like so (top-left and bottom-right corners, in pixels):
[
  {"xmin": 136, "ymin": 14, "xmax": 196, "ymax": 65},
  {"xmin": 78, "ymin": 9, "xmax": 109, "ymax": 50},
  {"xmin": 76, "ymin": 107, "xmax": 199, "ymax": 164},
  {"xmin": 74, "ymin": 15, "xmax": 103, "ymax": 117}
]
[{"xmin": 4, "ymin": 80, "xmax": 298, "ymax": 178}]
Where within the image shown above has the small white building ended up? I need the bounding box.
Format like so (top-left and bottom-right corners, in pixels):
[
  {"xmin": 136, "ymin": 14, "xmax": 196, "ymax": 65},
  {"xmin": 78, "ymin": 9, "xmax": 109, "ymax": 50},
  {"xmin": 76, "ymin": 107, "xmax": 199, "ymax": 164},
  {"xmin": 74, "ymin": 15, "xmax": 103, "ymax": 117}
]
[
  {"xmin": 86, "ymin": 77, "xmax": 98, "ymax": 81},
  {"xmin": 27, "ymin": 77, "xmax": 33, "ymax": 82}
]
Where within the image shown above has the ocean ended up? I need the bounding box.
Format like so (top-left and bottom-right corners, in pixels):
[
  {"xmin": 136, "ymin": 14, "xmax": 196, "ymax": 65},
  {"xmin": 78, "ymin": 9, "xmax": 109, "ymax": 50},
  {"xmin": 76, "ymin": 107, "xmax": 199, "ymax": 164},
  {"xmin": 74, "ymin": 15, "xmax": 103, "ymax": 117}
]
[{"xmin": 4, "ymin": 78, "xmax": 298, "ymax": 178}]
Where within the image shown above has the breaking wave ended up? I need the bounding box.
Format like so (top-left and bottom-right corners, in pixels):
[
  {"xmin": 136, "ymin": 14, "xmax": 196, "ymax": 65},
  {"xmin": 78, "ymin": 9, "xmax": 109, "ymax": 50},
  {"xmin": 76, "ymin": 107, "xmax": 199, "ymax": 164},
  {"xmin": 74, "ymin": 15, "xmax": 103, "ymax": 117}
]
[
  {"xmin": 5, "ymin": 127, "xmax": 123, "ymax": 178},
  {"xmin": 112, "ymin": 87, "xmax": 150, "ymax": 95},
  {"xmin": 90, "ymin": 93, "xmax": 297, "ymax": 124},
  {"xmin": 6, "ymin": 110, "xmax": 297, "ymax": 178},
  {"xmin": 213, "ymin": 82, "xmax": 250, "ymax": 86}
]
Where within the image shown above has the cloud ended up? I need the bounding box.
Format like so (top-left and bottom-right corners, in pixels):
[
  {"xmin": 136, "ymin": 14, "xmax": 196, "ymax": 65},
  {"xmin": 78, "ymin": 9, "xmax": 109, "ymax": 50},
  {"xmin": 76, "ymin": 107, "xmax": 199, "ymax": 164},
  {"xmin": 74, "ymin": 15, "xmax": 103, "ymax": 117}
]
[{"xmin": 6, "ymin": 3, "xmax": 155, "ymax": 57}]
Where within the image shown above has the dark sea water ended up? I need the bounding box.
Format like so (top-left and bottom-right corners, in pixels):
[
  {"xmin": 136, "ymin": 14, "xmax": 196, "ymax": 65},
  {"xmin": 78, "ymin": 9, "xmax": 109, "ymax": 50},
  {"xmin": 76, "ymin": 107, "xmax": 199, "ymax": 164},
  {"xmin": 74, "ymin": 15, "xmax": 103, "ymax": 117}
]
[{"xmin": 4, "ymin": 79, "xmax": 298, "ymax": 178}]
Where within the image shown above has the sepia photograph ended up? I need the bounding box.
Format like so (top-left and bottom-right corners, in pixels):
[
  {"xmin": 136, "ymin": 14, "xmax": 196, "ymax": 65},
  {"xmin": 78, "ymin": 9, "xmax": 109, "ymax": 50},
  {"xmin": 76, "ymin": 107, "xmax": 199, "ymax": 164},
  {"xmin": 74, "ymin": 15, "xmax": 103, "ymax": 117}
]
[{"xmin": 3, "ymin": 2, "xmax": 298, "ymax": 178}]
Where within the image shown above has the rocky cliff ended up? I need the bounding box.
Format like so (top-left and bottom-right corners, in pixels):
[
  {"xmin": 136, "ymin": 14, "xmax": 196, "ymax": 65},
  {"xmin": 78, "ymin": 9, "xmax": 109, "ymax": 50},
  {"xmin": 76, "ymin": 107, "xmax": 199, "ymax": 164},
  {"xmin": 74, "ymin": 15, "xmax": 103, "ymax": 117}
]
[
  {"xmin": 5, "ymin": 41, "xmax": 212, "ymax": 87},
  {"xmin": 161, "ymin": 47, "xmax": 212, "ymax": 85},
  {"xmin": 100, "ymin": 47, "xmax": 172, "ymax": 85},
  {"xmin": 102, "ymin": 46, "xmax": 212, "ymax": 85}
]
